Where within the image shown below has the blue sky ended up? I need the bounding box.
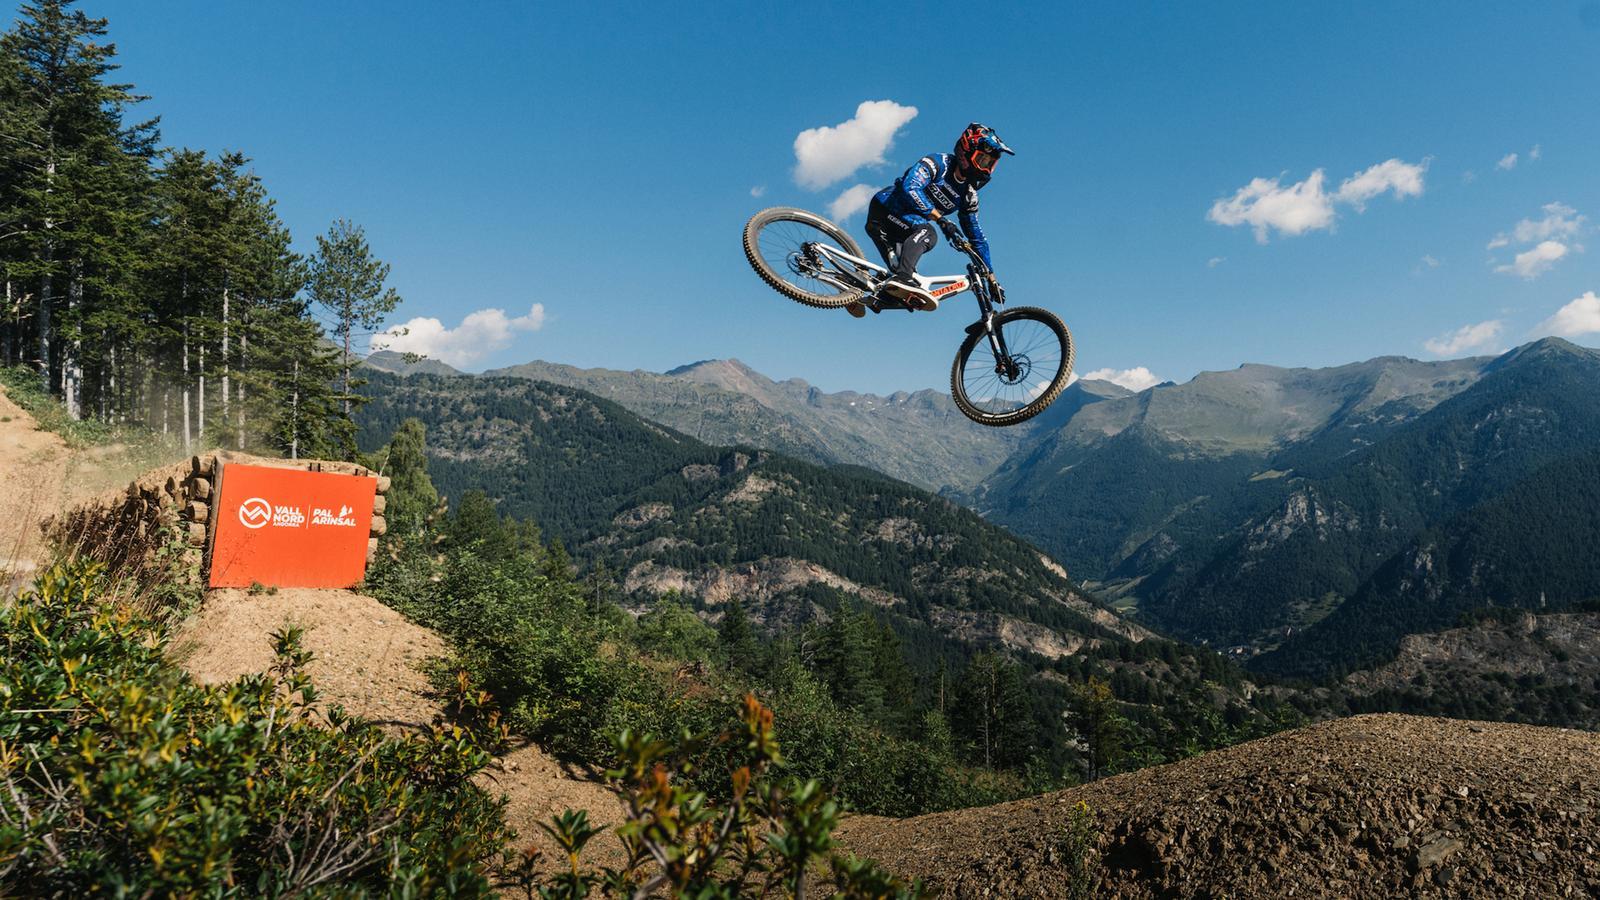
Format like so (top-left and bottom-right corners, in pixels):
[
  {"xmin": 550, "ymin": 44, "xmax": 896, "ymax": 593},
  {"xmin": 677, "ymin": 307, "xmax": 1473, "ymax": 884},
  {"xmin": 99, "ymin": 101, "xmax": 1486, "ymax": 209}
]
[{"xmin": 81, "ymin": 0, "xmax": 1600, "ymax": 393}]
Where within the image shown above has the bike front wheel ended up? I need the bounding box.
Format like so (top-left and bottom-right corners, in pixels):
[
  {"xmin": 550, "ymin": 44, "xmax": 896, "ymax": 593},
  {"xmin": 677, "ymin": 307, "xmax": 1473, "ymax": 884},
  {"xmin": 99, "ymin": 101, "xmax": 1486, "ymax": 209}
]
[
  {"xmin": 743, "ymin": 207, "xmax": 867, "ymax": 309},
  {"xmin": 950, "ymin": 306, "xmax": 1075, "ymax": 427}
]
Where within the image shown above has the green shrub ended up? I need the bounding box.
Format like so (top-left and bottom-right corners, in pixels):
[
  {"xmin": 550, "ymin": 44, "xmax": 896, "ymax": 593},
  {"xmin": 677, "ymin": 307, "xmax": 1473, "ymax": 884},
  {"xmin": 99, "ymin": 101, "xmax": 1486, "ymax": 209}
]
[
  {"xmin": 0, "ymin": 365, "xmax": 113, "ymax": 448},
  {"xmin": 511, "ymin": 694, "xmax": 925, "ymax": 899},
  {"xmin": 0, "ymin": 561, "xmax": 508, "ymax": 894}
]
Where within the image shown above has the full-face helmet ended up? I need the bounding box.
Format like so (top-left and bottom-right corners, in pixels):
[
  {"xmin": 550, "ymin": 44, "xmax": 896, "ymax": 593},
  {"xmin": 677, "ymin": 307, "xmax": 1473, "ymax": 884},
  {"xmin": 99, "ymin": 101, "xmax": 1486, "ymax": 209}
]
[{"xmin": 954, "ymin": 123, "xmax": 1015, "ymax": 177}]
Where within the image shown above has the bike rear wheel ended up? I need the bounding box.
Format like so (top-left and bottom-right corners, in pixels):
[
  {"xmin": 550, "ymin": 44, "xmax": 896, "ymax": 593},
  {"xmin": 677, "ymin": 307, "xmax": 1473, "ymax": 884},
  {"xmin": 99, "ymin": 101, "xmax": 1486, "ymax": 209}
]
[
  {"xmin": 950, "ymin": 306, "xmax": 1075, "ymax": 427},
  {"xmin": 743, "ymin": 207, "xmax": 867, "ymax": 309}
]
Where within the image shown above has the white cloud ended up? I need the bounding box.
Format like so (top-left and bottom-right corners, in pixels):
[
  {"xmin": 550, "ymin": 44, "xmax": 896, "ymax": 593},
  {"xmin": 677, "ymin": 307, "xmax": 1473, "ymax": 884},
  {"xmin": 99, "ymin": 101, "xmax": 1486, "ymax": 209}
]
[
  {"xmin": 1536, "ymin": 291, "xmax": 1600, "ymax": 337},
  {"xmin": 1486, "ymin": 203, "xmax": 1587, "ymax": 279},
  {"xmin": 828, "ymin": 184, "xmax": 878, "ymax": 222},
  {"xmin": 792, "ymin": 100, "xmax": 918, "ymax": 191},
  {"xmin": 1208, "ymin": 157, "xmax": 1427, "ymax": 242},
  {"xmin": 1529, "ymin": 143, "xmax": 1542, "ymax": 160},
  {"xmin": 1207, "ymin": 170, "xmax": 1336, "ymax": 243},
  {"xmin": 1424, "ymin": 319, "xmax": 1504, "ymax": 356},
  {"xmin": 1496, "ymin": 153, "xmax": 1518, "ymax": 171},
  {"xmin": 1420, "ymin": 254, "xmax": 1441, "ymax": 268},
  {"xmin": 1081, "ymin": 366, "xmax": 1163, "ymax": 392},
  {"xmin": 1487, "ymin": 202, "xmax": 1585, "ymax": 249},
  {"xmin": 749, "ymin": 185, "xmax": 766, "ymax": 198},
  {"xmin": 1496, "ymin": 241, "xmax": 1570, "ymax": 279},
  {"xmin": 1333, "ymin": 158, "xmax": 1428, "ymax": 209},
  {"xmin": 1207, "ymin": 256, "xmax": 1226, "ymax": 268},
  {"xmin": 374, "ymin": 303, "xmax": 546, "ymax": 368}
]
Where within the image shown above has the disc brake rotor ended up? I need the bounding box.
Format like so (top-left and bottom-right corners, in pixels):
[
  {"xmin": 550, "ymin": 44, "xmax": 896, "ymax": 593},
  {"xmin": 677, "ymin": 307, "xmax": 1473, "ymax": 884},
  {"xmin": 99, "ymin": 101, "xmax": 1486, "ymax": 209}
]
[{"xmin": 995, "ymin": 353, "xmax": 1031, "ymax": 384}]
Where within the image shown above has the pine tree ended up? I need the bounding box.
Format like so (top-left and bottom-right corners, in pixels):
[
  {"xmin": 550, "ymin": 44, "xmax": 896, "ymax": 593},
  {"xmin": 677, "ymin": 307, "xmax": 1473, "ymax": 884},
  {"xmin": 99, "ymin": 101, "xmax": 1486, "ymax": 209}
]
[
  {"xmin": 307, "ymin": 219, "xmax": 401, "ymax": 417},
  {"xmin": 717, "ymin": 596, "xmax": 759, "ymax": 671},
  {"xmin": 1, "ymin": 0, "xmax": 156, "ymax": 414},
  {"xmin": 954, "ymin": 651, "xmax": 1034, "ymax": 770},
  {"xmin": 1070, "ymin": 676, "xmax": 1127, "ymax": 781},
  {"xmin": 378, "ymin": 417, "xmax": 439, "ymax": 537}
]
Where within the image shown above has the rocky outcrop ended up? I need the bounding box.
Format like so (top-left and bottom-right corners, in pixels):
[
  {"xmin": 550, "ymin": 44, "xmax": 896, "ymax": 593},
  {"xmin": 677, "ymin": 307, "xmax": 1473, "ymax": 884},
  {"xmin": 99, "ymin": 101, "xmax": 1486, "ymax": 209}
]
[{"xmin": 622, "ymin": 558, "xmax": 901, "ymax": 609}]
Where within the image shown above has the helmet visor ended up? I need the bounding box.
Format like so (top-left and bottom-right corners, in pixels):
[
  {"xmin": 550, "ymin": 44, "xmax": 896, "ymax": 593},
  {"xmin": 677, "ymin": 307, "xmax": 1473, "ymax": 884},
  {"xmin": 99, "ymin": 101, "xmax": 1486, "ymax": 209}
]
[{"xmin": 973, "ymin": 148, "xmax": 1001, "ymax": 172}]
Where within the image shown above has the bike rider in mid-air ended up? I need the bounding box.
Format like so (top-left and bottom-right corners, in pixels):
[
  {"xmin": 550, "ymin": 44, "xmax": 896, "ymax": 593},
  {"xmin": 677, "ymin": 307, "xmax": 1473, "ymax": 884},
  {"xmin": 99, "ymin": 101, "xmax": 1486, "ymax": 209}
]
[{"xmin": 847, "ymin": 122, "xmax": 1015, "ymax": 318}]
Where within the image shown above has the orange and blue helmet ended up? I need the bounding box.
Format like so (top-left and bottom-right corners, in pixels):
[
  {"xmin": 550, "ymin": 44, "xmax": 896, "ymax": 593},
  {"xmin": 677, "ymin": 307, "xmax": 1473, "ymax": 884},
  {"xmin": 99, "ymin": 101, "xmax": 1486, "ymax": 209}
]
[{"xmin": 955, "ymin": 123, "xmax": 1015, "ymax": 177}]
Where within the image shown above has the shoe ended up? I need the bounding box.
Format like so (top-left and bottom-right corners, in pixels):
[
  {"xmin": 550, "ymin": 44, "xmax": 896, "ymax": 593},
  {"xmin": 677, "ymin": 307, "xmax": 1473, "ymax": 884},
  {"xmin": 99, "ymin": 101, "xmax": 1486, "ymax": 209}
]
[
  {"xmin": 879, "ymin": 273, "xmax": 935, "ymax": 310},
  {"xmin": 845, "ymin": 298, "xmax": 866, "ymax": 318}
]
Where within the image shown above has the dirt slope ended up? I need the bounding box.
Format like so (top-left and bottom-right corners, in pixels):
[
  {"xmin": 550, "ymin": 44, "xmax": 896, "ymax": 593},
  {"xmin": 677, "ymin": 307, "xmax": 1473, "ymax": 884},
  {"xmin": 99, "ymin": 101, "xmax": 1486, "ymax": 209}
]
[
  {"xmin": 168, "ymin": 586, "xmax": 626, "ymax": 870},
  {"xmin": 836, "ymin": 714, "xmax": 1600, "ymax": 898},
  {"xmin": 0, "ymin": 384, "xmax": 71, "ymax": 583}
]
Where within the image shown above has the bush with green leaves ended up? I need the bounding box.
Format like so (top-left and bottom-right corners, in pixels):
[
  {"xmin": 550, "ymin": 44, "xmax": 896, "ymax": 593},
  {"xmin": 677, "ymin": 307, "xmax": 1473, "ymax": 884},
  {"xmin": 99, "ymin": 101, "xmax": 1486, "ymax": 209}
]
[
  {"xmin": 0, "ymin": 562, "xmax": 508, "ymax": 894},
  {"xmin": 510, "ymin": 694, "xmax": 925, "ymax": 899}
]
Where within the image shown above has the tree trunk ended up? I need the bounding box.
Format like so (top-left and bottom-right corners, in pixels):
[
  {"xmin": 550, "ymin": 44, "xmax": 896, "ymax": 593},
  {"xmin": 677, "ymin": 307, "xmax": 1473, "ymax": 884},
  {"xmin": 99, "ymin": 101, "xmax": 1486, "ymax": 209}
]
[
  {"xmin": 341, "ymin": 324, "xmax": 351, "ymax": 417},
  {"xmin": 37, "ymin": 158, "xmax": 55, "ymax": 382},
  {"xmin": 63, "ymin": 262, "xmax": 82, "ymax": 419},
  {"xmin": 236, "ymin": 319, "xmax": 247, "ymax": 449},
  {"xmin": 182, "ymin": 317, "xmax": 192, "ymax": 452},
  {"xmin": 220, "ymin": 279, "xmax": 229, "ymax": 418},
  {"xmin": 290, "ymin": 357, "xmax": 300, "ymax": 460},
  {"xmin": 198, "ymin": 344, "xmax": 206, "ymax": 440}
]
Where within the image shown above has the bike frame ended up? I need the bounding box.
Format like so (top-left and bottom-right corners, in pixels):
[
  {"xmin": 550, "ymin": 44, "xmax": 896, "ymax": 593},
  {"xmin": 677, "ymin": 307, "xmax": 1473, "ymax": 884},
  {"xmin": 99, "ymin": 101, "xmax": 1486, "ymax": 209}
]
[{"xmin": 803, "ymin": 225, "xmax": 1017, "ymax": 377}]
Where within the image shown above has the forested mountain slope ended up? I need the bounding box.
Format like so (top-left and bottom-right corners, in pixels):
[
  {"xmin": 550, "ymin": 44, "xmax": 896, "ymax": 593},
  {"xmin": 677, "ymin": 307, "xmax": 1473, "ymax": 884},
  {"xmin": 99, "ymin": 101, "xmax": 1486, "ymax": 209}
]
[
  {"xmin": 971, "ymin": 352, "xmax": 1494, "ymax": 582},
  {"xmin": 966, "ymin": 340, "xmax": 1600, "ymax": 678},
  {"xmin": 355, "ymin": 370, "xmax": 1304, "ymax": 769}
]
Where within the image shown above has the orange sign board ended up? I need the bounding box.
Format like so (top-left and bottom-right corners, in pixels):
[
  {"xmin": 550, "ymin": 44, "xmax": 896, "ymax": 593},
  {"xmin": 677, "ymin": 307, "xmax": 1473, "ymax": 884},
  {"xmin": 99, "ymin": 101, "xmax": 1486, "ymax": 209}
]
[{"xmin": 209, "ymin": 464, "xmax": 377, "ymax": 589}]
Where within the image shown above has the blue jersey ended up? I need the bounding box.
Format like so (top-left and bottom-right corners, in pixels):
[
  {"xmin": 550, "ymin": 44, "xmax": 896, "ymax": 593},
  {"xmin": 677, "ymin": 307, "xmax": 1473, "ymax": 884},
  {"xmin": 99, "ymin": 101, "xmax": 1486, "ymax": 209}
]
[{"xmin": 874, "ymin": 153, "xmax": 993, "ymax": 268}]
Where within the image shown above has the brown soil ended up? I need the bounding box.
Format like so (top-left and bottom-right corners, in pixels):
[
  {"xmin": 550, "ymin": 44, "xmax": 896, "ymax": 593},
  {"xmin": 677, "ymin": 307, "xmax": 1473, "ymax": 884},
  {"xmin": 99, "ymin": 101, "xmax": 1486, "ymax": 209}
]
[
  {"xmin": 168, "ymin": 585, "xmax": 626, "ymax": 871},
  {"xmin": 835, "ymin": 714, "xmax": 1600, "ymax": 898},
  {"xmin": 171, "ymin": 587, "xmax": 449, "ymax": 731},
  {"xmin": 0, "ymin": 384, "xmax": 71, "ymax": 585}
]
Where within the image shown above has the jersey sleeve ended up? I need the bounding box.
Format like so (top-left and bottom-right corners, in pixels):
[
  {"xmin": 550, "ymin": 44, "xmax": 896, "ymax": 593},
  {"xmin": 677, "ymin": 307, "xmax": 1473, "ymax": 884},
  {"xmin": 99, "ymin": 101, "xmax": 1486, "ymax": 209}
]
[
  {"xmin": 959, "ymin": 191, "xmax": 993, "ymax": 269},
  {"xmin": 895, "ymin": 155, "xmax": 940, "ymax": 223}
]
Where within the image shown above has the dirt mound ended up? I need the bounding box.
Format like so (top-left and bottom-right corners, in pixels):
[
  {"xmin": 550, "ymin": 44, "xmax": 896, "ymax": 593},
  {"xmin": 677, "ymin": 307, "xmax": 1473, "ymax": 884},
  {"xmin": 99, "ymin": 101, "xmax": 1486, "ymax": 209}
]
[
  {"xmin": 835, "ymin": 714, "xmax": 1600, "ymax": 898},
  {"xmin": 168, "ymin": 585, "xmax": 625, "ymax": 870},
  {"xmin": 171, "ymin": 587, "xmax": 449, "ymax": 730}
]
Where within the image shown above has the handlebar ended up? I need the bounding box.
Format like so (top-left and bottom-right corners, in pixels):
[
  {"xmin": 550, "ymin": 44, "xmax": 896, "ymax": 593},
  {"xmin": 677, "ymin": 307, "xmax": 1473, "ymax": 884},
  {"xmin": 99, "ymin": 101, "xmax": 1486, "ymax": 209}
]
[{"xmin": 935, "ymin": 217, "xmax": 992, "ymax": 278}]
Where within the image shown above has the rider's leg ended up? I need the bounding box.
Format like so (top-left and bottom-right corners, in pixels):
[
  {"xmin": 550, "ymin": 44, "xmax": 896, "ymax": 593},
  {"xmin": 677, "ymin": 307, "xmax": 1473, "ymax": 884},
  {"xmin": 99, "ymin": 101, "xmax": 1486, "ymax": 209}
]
[
  {"xmin": 892, "ymin": 223, "xmax": 938, "ymax": 279},
  {"xmin": 864, "ymin": 198, "xmax": 899, "ymax": 267}
]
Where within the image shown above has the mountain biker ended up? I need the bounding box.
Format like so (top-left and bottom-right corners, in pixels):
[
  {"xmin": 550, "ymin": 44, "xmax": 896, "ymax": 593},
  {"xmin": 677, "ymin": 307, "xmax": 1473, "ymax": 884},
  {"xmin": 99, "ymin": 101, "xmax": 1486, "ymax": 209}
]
[{"xmin": 847, "ymin": 122, "xmax": 1015, "ymax": 318}]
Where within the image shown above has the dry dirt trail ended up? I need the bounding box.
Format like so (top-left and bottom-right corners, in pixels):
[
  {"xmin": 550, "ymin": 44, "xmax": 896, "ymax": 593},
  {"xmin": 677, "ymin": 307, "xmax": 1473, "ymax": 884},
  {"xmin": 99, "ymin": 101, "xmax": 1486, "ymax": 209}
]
[
  {"xmin": 0, "ymin": 383, "xmax": 71, "ymax": 583},
  {"xmin": 0, "ymin": 385, "xmax": 185, "ymax": 586},
  {"xmin": 836, "ymin": 714, "xmax": 1600, "ymax": 898}
]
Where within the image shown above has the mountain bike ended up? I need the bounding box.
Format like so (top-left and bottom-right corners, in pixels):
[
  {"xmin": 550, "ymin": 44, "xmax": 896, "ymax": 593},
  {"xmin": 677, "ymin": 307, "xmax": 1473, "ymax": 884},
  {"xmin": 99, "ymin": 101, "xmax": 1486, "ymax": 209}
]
[{"xmin": 742, "ymin": 207, "xmax": 1074, "ymax": 427}]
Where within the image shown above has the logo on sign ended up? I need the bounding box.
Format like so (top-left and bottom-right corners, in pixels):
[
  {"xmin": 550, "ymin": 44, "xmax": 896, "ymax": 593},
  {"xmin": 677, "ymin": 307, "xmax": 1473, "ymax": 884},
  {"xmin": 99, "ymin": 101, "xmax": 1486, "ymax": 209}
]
[
  {"xmin": 312, "ymin": 504, "xmax": 359, "ymax": 527},
  {"xmin": 239, "ymin": 497, "xmax": 272, "ymax": 529}
]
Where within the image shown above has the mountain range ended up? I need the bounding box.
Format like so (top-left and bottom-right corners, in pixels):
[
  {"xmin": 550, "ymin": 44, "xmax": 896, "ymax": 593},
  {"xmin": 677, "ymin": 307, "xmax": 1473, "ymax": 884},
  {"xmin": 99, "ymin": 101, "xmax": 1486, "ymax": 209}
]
[
  {"xmin": 363, "ymin": 338, "xmax": 1600, "ymax": 693},
  {"xmin": 364, "ymin": 350, "xmax": 1129, "ymax": 493},
  {"xmin": 353, "ymin": 368, "xmax": 1297, "ymax": 760}
]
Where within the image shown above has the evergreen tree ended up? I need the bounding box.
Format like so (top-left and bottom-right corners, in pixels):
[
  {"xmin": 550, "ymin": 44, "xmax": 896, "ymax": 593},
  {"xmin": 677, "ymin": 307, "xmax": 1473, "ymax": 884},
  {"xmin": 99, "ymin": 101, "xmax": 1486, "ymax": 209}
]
[
  {"xmin": 1069, "ymin": 675, "xmax": 1127, "ymax": 781},
  {"xmin": 448, "ymin": 489, "xmax": 515, "ymax": 560},
  {"xmin": 306, "ymin": 219, "xmax": 400, "ymax": 416},
  {"xmin": 813, "ymin": 604, "xmax": 886, "ymax": 723},
  {"xmin": 0, "ymin": 0, "xmax": 156, "ymax": 414},
  {"xmin": 717, "ymin": 596, "xmax": 759, "ymax": 671},
  {"xmin": 953, "ymin": 651, "xmax": 1033, "ymax": 770},
  {"xmin": 379, "ymin": 417, "xmax": 438, "ymax": 537}
]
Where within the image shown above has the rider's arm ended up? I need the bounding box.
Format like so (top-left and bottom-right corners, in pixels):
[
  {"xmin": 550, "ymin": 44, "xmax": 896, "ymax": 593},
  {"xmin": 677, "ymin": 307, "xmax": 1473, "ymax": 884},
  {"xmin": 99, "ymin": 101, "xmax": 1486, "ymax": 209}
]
[
  {"xmin": 959, "ymin": 206, "xmax": 994, "ymax": 270},
  {"xmin": 896, "ymin": 156, "xmax": 941, "ymax": 223}
]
